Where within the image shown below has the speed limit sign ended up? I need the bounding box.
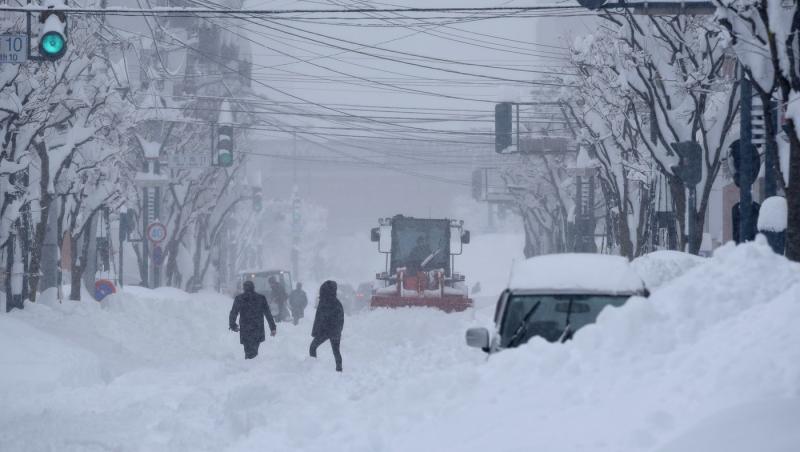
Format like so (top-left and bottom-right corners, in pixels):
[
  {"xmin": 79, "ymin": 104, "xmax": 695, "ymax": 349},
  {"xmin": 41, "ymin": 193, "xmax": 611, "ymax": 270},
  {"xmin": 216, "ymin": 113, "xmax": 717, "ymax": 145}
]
[{"xmin": 146, "ymin": 222, "xmax": 167, "ymax": 243}]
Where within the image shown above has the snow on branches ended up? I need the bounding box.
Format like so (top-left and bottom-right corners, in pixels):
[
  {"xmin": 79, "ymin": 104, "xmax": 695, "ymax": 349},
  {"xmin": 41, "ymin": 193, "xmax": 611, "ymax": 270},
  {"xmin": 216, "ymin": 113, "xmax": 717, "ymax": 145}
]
[{"xmin": 566, "ymin": 12, "xmax": 739, "ymax": 254}]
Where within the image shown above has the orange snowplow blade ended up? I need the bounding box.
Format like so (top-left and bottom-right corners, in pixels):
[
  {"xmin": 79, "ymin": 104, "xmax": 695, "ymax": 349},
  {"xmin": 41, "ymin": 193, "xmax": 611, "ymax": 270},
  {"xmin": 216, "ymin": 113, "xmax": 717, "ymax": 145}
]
[{"xmin": 370, "ymin": 295, "xmax": 473, "ymax": 313}]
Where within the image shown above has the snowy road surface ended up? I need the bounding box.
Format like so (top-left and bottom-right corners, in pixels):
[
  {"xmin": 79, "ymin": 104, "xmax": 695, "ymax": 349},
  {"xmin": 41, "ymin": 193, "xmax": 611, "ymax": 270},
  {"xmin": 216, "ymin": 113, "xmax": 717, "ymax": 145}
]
[{"xmin": 2, "ymin": 240, "xmax": 800, "ymax": 452}]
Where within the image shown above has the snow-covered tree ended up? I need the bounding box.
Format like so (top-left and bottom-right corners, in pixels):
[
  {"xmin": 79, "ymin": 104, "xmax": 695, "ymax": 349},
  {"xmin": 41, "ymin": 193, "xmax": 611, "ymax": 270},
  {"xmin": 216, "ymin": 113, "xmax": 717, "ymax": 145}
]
[
  {"xmin": 714, "ymin": 0, "xmax": 800, "ymax": 260},
  {"xmin": 569, "ymin": 13, "xmax": 739, "ymax": 254},
  {"xmin": 1, "ymin": 7, "xmax": 133, "ymax": 306},
  {"xmin": 504, "ymin": 151, "xmax": 575, "ymax": 257}
]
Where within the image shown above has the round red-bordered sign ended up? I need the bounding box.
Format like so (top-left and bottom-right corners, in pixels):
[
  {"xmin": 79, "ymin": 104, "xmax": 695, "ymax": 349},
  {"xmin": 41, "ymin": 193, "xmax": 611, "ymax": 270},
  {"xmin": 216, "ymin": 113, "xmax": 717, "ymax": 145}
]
[
  {"xmin": 146, "ymin": 222, "xmax": 167, "ymax": 243},
  {"xmin": 94, "ymin": 279, "xmax": 116, "ymax": 301}
]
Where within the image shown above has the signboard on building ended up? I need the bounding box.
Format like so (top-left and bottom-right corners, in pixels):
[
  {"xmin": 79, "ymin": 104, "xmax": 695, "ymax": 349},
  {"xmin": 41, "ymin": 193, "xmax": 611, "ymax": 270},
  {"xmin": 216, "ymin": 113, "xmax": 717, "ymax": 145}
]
[
  {"xmin": 472, "ymin": 167, "xmax": 515, "ymax": 203},
  {"xmin": 167, "ymin": 152, "xmax": 212, "ymax": 169}
]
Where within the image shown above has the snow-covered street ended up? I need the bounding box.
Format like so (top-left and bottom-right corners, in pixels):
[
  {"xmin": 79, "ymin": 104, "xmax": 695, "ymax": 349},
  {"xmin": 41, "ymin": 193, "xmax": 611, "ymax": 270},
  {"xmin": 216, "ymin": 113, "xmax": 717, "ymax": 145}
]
[
  {"xmin": 4, "ymin": 0, "xmax": 800, "ymax": 449},
  {"xmin": 3, "ymin": 240, "xmax": 800, "ymax": 452}
]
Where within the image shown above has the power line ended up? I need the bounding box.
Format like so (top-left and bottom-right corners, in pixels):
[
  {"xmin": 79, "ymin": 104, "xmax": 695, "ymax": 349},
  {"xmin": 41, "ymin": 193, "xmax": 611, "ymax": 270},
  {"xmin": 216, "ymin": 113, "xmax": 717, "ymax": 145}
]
[{"xmin": 1, "ymin": 5, "xmax": 586, "ymax": 16}]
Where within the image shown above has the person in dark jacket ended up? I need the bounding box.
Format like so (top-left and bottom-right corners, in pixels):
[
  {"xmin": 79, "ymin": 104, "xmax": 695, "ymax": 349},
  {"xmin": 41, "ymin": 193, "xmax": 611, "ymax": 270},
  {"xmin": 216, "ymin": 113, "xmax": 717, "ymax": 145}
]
[
  {"xmin": 230, "ymin": 280, "xmax": 277, "ymax": 359},
  {"xmin": 269, "ymin": 277, "xmax": 290, "ymax": 322},
  {"xmin": 289, "ymin": 282, "xmax": 308, "ymax": 325},
  {"xmin": 309, "ymin": 280, "xmax": 344, "ymax": 372}
]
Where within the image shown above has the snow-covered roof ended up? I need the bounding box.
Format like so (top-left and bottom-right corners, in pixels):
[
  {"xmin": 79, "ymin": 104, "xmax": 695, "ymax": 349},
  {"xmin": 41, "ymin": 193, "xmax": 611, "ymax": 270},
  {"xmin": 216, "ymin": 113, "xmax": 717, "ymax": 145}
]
[{"xmin": 508, "ymin": 253, "xmax": 645, "ymax": 294}]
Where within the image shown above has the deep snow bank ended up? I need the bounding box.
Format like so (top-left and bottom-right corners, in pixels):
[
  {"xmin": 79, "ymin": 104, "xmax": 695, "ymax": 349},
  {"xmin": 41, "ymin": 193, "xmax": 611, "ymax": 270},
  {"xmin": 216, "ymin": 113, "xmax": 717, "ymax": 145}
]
[
  {"xmin": 632, "ymin": 250, "xmax": 706, "ymax": 289},
  {"xmin": 1, "ymin": 239, "xmax": 799, "ymax": 452},
  {"xmin": 403, "ymin": 239, "xmax": 800, "ymax": 452}
]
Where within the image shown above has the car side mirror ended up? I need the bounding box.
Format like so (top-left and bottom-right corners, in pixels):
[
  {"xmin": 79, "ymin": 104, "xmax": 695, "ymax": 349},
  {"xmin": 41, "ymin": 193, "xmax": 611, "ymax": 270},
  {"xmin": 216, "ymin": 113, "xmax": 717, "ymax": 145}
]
[
  {"xmin": 370, "ymin": 227, "xmax": 380, "ymax": 242},
  {"xmin": 466, "ymin": 327, "xmax": 490, "ymax": 350},
  {"xmin": 461, "ymin": 230, "xmax": 471, "ymax": 244}
]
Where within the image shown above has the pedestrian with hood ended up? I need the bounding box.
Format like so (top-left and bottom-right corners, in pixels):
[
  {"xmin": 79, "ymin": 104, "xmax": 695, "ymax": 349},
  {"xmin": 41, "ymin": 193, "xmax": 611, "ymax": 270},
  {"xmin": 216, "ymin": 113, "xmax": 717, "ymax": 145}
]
[
  {"xmin": 269, "ymin": 276, "xmax": 290, "ymax": 322},
  {"xmin": 310, "ymin": 280, "xmax": 344, "ymax": 372},
  {"xmin": 230, "ymin": 280, "xmax": 277, "ymax": 359},
  {"xmin": 289, "ymin": 282, "xmax": 309, "ymax": 325}
]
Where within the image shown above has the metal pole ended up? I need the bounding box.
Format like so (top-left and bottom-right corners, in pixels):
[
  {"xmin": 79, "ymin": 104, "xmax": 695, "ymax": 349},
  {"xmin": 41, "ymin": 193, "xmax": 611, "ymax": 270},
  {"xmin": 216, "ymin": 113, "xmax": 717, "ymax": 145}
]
[
  {"xmin": 688, "ymin": 187, "xmax": 697, "ymax": 251},
  {"xmin": 142, "ymin": 187, "xmax": 149, "ymax": 288},
  {"xmin": 153, "ymin": 166, "xmax": 161, "ymax": 288},
  {"xmin": 765, "ymin": 100, "xmax": 778, "ymax": 198},
  {"xmin": 739, "ymin": 72, "xmax": 754, "ymax": 242},
  {"xmin": 515, "ymin": 103, "xmax": 520, "ymax": 150},
  {"xmin": 293, "ymin": 129, "xmax": 297, "ymax": 184},
  {"xmin": 118, "ymin": 211, "xmax": 124, "ymax": 288}
]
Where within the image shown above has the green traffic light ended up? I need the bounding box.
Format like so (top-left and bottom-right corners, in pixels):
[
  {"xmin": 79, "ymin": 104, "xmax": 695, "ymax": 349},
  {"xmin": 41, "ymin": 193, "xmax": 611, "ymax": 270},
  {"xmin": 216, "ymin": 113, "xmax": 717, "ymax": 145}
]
[
  {"xmin": 218, "ymin": 152, "xmax": 233, "ymax": 167},
  {"xmin": 40, "ymin": 32, "xmax": 66, "ymax": 59}
]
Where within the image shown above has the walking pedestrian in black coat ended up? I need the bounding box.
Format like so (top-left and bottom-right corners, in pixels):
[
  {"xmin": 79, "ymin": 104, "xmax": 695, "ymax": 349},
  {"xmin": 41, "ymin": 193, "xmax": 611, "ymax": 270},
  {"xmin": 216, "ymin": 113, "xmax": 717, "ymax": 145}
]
[
  {"xmin": 230, "ymin": 280, "xmax": 277, "ymax": 359},
  {"xmin": 269, "ymin": 277, "xmax": 290, "ymax": 322},
  {"xmin": 310, "ymin": 280, "xmax": 344, "ymax": 372},
  {"xmin": 289, "ymin": 282, "xmax": 308, "ymax": 325}
]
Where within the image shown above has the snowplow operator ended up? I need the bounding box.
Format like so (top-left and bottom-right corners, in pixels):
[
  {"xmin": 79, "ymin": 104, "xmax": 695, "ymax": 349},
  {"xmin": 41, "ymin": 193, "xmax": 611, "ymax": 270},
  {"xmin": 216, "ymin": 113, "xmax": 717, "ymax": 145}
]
[{"xmin": 406, "ymin": 236, "xmax": 432, "ymax": 274}]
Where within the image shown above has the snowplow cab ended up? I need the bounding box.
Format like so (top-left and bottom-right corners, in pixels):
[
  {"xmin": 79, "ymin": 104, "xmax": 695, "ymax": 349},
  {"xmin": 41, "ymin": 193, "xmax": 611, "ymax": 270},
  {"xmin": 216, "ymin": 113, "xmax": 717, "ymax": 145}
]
[{"xmin": 370, "ymin": 215, "xmax": 473, "ymax": 312}]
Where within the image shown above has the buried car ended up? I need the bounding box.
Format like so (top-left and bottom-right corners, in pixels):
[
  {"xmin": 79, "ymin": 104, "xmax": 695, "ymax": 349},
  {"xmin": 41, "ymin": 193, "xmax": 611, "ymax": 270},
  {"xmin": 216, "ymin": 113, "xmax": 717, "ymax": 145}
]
[{"xmin": 466, "ymin": 253, "xmax": 647, "ymax": 353}]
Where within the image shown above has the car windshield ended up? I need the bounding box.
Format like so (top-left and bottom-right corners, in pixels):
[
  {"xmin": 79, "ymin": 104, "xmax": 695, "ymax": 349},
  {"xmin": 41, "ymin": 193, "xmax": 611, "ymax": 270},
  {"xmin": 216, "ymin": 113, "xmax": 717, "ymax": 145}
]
[{"xmin": 500, "ymin": 294, "xmax": 630, "ymax": 347}]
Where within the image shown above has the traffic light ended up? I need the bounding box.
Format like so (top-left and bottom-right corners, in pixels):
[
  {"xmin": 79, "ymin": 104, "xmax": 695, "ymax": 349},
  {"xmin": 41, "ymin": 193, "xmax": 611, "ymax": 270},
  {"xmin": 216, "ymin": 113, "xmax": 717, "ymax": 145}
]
[
  {"xmin": 727, "ymin": 139, "xmax": 761, "ymax": 188},
  {"xmin": 495, "ymin": 102, "xmax": 512, "ymax": 154},
  {"xmin": 670, "ymin": 141, "xmax": 702, "ymax": 186},
  {"xmin": 39, "ymin": 1, "xmax": 67, "ymax": 61},
  {"xmin": 216, "ymin": 124, "xmax": 234, "ymax": 167}
]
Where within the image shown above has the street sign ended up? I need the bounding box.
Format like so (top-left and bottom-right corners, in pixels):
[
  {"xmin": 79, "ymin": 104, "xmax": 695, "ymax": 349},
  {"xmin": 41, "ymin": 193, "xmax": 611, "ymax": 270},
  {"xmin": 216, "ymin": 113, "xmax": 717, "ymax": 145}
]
[
  {"xmin": 727, "ymin": 139, "xmax": 761, "ymax": 188},
  {"xmin": 94, "ymin": 279, "xmax": 116, "ymax": 301},
  {"xmin": 0, "ymin": 34, "xmax": 28, "ymax": 64},
  {"xmin": 167, "ymin": 153, "xmax": 212, "ymax": 169},
  {"xmin": 151, "ymin": 245, "xmax": 164, "ymax": 266},
  {"xmin": 472, "ymin": 167, "xmax": 515, "ymax": 203},
  {"xmin": 134, "ymin": 171, "xmax": 170, "ymax": 188},
  {"xmin": 146, "ymin": 222, "xmax": 167, "ymax": 243}
]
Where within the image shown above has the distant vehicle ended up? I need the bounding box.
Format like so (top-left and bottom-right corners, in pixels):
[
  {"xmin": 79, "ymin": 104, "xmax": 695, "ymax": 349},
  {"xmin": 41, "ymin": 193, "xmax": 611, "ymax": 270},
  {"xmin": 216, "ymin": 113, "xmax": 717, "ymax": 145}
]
[
  {"xmin": 354, "ymin": 282, "xmax": 374, "ymax": 310},
  {"xmin": 370, "ymin": 215, "xmax": 473, "ymax": 312},
  {"xmin": 466, "ymin": 253, "xmax": 647, "ymax": 353},
  {"xmin": 338, "ymin": 283, "xmax": 357, "ymax": 314},
  {"xmin": 238, "ymin": 269, "xmax": 293, "ymax": 322}
]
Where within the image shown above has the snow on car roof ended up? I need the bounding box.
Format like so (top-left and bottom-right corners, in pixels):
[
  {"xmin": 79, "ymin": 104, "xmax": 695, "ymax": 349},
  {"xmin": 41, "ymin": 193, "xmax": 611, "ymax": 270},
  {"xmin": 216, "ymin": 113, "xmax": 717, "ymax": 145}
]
[{"xmin": 508, "ymin": 253, "xmax": 644, "ymax": 294}]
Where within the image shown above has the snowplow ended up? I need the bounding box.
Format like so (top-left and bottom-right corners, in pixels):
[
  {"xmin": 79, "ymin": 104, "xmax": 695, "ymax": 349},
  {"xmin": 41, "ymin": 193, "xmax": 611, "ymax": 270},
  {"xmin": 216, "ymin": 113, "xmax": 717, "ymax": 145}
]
[{"xmin": 369, "ymin": 215, "xmax": 473, "ymax": 312}]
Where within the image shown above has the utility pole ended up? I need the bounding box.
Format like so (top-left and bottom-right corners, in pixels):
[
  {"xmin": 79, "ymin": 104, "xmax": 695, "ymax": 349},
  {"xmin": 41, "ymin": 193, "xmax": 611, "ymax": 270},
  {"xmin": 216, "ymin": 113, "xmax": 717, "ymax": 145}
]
[{"xmin": 291, "ymin": 130, "xmax": 300, "ymax": 280}]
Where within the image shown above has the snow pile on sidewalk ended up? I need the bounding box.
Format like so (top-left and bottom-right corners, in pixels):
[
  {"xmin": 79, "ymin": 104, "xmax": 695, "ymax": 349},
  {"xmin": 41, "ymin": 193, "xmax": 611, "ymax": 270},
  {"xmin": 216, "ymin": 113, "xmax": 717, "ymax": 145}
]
[
  {"xmin": 406, "ymin": 239, "xmax": 800, "ymax": 452},
  {"xmin": 1, "ymin": 239, "xmax": 799, "ymax": 452},
  {"xmin": 632, "ymin": 250, "xmax": 706, "ymax": 289}
]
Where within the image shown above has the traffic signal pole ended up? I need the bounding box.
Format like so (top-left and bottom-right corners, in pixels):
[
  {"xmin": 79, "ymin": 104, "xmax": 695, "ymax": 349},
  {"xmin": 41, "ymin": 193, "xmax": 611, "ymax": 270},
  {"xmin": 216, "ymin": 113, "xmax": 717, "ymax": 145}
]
[{"xmin": 739, "ymin": 73, "xmax": 755, "ymax": 243}]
